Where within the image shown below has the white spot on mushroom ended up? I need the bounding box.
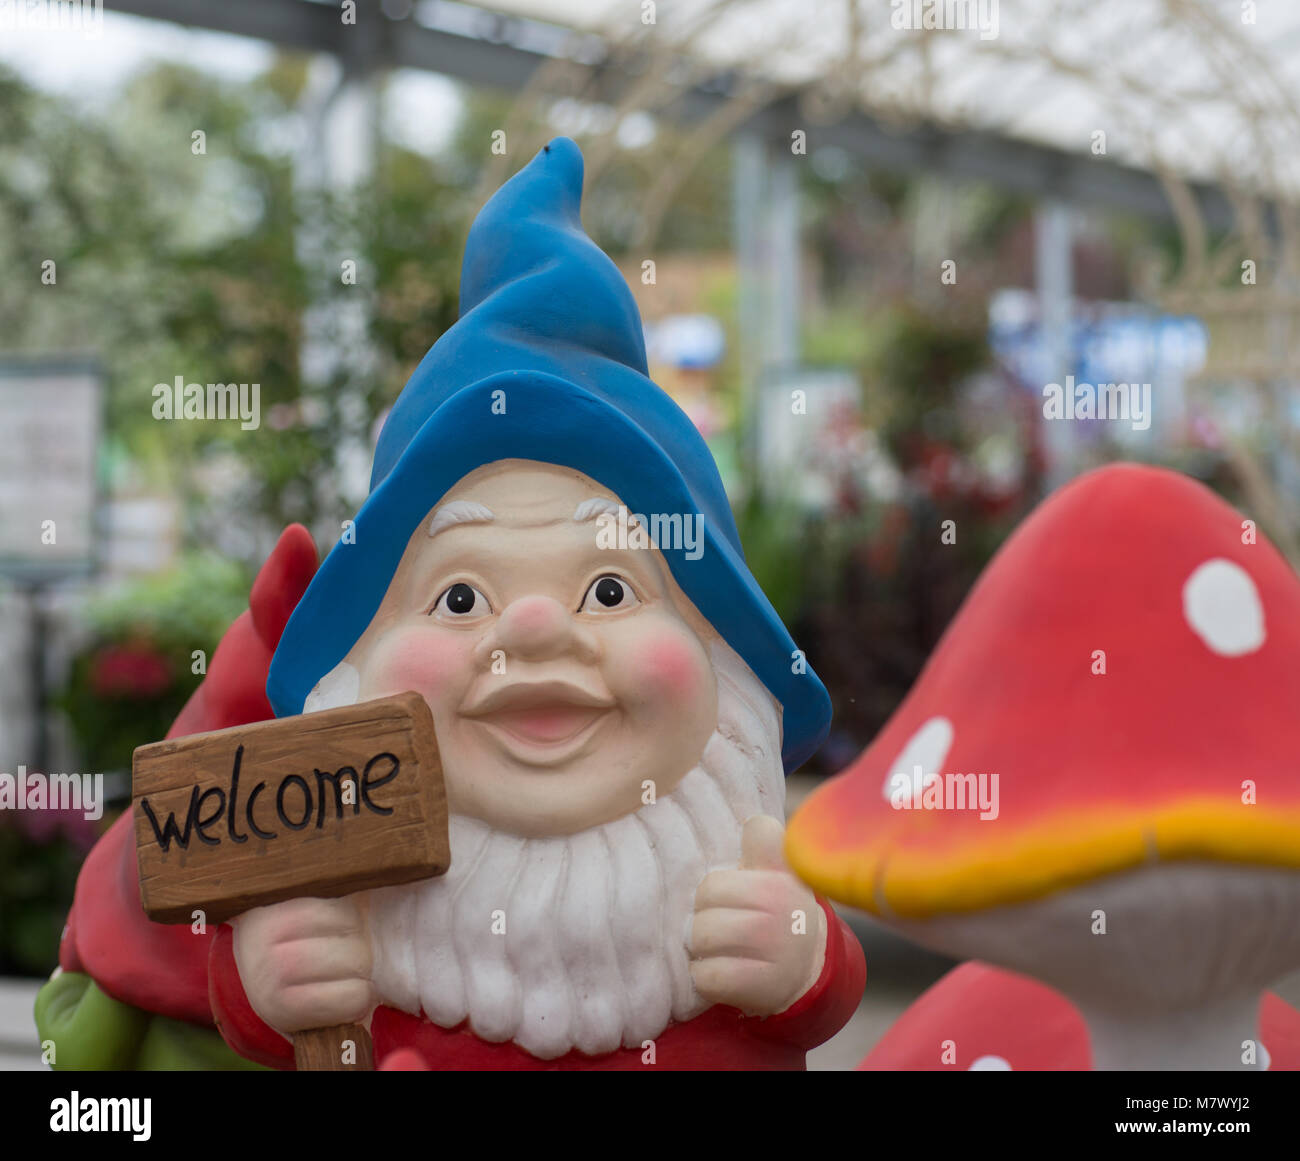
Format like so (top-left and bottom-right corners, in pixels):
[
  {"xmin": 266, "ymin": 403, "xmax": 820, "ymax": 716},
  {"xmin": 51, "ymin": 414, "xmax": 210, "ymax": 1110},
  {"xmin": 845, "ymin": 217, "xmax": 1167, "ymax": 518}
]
[
  {"xmin": 969, "ymin": 1055, "xmax": 1012, "ymax": 1070},
  {"xmin": 1182, "ymin": 558, "xmax": 1265, "ymax": 657},
  {"xmin": 1260, "ymin": 1042, "xmax": 1271, "ymax": 1072},
  {"xmin": 882, "ymin": 716, "xmax": 953, "ymax": 806}
]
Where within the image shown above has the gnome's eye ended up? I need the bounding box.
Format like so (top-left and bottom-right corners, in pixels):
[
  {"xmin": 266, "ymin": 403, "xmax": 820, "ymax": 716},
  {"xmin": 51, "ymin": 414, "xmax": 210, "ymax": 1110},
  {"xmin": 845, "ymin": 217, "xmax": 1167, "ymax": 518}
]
[
  {"xmin": 432, "ymin": 582, "xmax": 492, "ymax": 620},
  {"xmin": 580, "ymin": 575, "xmax": 639, "ymax": 613}
]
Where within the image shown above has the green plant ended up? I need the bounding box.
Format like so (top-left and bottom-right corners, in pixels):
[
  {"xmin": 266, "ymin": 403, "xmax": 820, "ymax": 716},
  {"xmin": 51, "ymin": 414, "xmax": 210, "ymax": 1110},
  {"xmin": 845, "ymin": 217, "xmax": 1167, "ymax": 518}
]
[
  {"xmin": 56, "ymin": 552, "xmax": 250, "ymax": 774},
  {"xmin": 0, "ymin": 819, "xmax": 86, "ymax": 976}
]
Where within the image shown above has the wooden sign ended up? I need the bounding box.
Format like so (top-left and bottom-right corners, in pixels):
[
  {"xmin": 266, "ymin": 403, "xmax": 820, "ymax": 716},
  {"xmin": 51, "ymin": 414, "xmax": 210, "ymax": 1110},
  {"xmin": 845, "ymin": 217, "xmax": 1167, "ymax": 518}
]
[
  {"xmin": 132, "ymin": 690, "xmax": 448, "ymax": 1071},
  {"xmin": 133, "ymin": 690, "xmax": 448, "ymax": 925}
]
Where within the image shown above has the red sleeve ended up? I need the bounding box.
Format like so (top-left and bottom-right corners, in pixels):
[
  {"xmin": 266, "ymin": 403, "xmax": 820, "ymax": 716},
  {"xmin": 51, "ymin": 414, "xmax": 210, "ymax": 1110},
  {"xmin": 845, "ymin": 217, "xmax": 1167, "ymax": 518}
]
[
  {"xmin": 209, "ymin": 924, "xmax": 296, "ymax": 1070},
  {"xmin": 743, "ymin": 897, "xmax": 865, "ymax": 1050}
]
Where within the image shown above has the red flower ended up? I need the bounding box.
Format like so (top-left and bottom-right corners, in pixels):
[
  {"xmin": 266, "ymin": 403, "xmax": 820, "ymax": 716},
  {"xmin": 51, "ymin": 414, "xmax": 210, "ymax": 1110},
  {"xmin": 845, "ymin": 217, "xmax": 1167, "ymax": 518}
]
[{"xmin": 90, "ymin": 642, "xmax": 173, "ymax": 698}]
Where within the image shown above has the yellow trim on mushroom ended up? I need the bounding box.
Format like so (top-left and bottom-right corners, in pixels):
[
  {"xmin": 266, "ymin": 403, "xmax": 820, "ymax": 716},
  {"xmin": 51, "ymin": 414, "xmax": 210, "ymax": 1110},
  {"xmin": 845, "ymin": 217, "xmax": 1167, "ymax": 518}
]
[{"xmin": 785, "ymin": 797, "xmax": 1300, "ymax": 918}]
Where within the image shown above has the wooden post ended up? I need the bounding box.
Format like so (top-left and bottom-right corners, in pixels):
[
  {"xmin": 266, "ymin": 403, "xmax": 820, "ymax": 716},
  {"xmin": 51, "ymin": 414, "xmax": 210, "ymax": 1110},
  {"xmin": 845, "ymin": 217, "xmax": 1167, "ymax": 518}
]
[{"xmin": 293, "ymin": 1024, "xmax": 374, "ymax": 1071}]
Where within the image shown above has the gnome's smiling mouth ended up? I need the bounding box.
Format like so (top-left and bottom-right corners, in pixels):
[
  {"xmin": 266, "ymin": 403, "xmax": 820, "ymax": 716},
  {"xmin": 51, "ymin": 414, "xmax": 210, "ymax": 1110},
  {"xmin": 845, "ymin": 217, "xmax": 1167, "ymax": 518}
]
[{"xmin": 463, "ymin": 680, "xmax": 616, "ymax": 764}]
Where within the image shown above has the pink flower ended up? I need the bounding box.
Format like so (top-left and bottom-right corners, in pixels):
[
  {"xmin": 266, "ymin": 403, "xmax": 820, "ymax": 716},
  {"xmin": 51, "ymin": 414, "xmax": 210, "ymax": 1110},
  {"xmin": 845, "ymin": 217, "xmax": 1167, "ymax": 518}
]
[{"xmin": 90, "ymin": 642, "xmax": 173, "ymax": 699}]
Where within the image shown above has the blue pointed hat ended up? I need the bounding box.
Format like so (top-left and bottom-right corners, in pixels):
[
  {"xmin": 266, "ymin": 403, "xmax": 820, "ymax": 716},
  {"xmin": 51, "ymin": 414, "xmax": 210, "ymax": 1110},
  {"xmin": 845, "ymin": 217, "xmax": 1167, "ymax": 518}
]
[{"xmin": 268, "ymin": 138, "xmax": 831, "ymax": 772}]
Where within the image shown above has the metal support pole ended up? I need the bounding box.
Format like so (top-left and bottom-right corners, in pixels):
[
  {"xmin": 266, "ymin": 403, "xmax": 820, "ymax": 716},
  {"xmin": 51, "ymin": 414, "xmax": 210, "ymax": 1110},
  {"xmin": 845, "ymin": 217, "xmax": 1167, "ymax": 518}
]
[
  {"xmin": 734, "ymin": 134, "xmax": 802, "ymax": 496},
  {"xmin": 765, "ymin": 149, "xmax": 800, "ymax": 371},
  {"xmin": 733, "ymin": 133, "xmax": 766, "ymax": 494},
  {"xmin": 1035, "ymin": 201, "xmax": 1074, "ymax": 489},
  {"xmin": 26, "ymin": 583, "xmax": 49, "ymax": 776},
  {"xmin": 296, "ymin": 55, "xmax": 381, "ymax": 522}
]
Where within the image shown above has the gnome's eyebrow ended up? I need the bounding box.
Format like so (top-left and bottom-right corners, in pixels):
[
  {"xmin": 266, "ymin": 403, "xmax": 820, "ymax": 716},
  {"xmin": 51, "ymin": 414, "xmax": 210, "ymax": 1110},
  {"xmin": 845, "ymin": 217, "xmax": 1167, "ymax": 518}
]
[
  {"xmin": 573, "ymin": 498, "xmax": 630, "ymax": 523},
  {"xmin": 428, "ymin": 501, "xmax": 495, "ymax": 538}
]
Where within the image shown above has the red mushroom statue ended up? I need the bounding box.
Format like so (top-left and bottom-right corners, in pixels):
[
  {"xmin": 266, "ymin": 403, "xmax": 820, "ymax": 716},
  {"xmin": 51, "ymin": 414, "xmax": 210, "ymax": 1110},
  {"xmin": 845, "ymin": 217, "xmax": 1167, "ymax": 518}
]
[{"xmin": 786, "ymin": 463, "xmax": 1300, "ymax": 1070}]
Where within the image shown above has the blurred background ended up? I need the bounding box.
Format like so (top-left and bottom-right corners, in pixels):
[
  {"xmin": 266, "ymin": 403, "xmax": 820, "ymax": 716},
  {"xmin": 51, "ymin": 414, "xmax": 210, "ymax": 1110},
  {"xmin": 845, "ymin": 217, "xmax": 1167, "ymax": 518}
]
[{"xmin": 2, "ymin": 0, "xmax": 1300, "ymax": 1068}]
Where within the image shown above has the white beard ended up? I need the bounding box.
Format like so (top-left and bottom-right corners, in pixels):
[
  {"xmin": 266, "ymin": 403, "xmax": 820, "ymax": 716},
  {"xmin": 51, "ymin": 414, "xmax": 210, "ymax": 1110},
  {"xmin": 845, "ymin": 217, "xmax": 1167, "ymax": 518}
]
[{"xmin": 345, "ymin": 640, "xmax": 787, "ymax": 1061}]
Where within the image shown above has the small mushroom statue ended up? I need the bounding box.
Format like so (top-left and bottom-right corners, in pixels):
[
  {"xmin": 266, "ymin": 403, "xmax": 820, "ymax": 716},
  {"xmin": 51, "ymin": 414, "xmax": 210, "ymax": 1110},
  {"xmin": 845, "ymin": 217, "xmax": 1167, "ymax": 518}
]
[{"xmin": 786, "ymin": 463, "xmax": 1300, "ymax": 1070}]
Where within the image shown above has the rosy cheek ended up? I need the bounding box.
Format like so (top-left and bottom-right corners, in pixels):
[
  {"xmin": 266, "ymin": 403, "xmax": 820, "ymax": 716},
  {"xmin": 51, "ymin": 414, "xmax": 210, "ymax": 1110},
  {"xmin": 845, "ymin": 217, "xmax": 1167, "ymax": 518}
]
[
  {"xmin": 363, "ymin": 628, "xmax": 473, "ymax": 704},
  {"xmin": 633, "ymin": 636, "xmax": 706, "ymax": 704}
]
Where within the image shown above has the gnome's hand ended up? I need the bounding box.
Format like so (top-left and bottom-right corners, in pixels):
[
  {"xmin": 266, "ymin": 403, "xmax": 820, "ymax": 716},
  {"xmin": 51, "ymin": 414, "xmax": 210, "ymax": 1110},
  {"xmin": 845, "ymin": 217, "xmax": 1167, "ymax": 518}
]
[
  {"xmin": 689, "ymin": 815, "xmax": 827, "ymax": 1016},
  {"xmin": 231, "ymin": 895, "xmax": 375, "ymax": 1037}
]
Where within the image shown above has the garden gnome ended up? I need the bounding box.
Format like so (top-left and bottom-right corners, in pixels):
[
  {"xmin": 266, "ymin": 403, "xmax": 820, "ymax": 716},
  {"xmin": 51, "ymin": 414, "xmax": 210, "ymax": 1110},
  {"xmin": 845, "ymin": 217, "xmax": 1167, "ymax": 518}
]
[{"xmin": 208, "ymin": 138, "xmax": 865, "ymax": 1069}]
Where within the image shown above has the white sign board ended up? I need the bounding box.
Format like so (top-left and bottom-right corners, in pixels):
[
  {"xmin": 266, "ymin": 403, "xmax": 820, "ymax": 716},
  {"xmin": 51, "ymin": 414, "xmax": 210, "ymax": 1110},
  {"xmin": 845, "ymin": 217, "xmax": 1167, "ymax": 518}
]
[{"xmin": 0, "ymin": 360, "xmax": 101, "ymax": 579}]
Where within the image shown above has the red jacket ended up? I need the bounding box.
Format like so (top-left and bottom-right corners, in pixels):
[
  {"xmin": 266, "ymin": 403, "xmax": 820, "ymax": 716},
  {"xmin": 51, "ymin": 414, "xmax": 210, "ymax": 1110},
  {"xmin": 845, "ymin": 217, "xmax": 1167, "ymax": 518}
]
[
  {"xmin": 209, "ymin": 897, "xmax": 865, "ymax": 1071},
  {"xmin": 59, "ymin": 524, "xmax": 866, "ymax": 1071}
]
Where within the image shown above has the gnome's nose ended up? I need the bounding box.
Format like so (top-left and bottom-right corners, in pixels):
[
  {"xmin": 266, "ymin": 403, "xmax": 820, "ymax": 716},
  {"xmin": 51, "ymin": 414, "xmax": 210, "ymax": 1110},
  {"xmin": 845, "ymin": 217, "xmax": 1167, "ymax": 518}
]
[{"xmin": 490, "ymin": 595, "xmax": 597, "ymax": 663}]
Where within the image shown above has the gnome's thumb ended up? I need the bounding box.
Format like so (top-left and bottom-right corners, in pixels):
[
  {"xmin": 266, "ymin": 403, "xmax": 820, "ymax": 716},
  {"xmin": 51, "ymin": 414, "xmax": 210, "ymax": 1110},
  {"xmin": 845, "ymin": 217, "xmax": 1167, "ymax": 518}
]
[{"xmin": 739, "ymin": 815, "xmax": 788, "ymax": 871}]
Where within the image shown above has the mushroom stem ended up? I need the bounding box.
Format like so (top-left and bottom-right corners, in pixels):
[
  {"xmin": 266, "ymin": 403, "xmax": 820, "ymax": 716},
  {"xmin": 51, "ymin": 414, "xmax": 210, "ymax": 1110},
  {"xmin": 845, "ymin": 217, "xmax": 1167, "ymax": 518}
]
[
  {"xmin": 891, "ymin": 864, "xmax": 1300, "ymax": 1070},
  {"xmin": 1074, "ymin": 992, "xmax": 1266, "ymax": 1071}
]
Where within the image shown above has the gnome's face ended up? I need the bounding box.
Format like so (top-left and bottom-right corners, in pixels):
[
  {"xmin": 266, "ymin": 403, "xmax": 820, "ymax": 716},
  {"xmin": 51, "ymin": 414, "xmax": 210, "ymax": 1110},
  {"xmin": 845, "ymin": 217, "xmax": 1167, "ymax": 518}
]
[{"xmin": 342, "ymin": 459, "xmax": 720, "ymax": 837}]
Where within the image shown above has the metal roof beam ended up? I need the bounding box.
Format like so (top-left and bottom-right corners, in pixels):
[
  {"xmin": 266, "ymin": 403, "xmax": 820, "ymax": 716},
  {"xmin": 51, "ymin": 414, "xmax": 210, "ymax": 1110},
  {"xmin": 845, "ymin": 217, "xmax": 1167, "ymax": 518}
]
[{"xmin": 98, "ymin": 0, "xmax": 1242, "ymax": 228}]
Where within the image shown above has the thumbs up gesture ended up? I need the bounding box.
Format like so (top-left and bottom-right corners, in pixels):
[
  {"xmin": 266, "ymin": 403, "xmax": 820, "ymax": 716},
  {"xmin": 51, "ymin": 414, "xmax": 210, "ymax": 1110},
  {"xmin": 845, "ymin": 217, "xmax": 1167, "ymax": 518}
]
[{"xmin": 689, "ymin": 815, "xmax": 827, "ymax": 1016}]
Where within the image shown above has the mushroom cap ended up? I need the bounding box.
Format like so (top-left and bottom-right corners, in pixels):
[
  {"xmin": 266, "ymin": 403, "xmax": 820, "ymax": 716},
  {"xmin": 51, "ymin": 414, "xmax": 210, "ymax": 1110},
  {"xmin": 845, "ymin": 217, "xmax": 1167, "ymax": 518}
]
[{"xmin": 786, "ymin": 463, "xmax": 1300, "ymax": 917}]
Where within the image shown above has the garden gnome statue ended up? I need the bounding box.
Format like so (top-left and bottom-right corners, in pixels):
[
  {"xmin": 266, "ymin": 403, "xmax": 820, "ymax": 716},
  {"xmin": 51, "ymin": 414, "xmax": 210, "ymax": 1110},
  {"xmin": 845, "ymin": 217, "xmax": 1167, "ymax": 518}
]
[{"xmin": 207, "ymin": 138, "xmax": 865, "ymax": 1069}]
